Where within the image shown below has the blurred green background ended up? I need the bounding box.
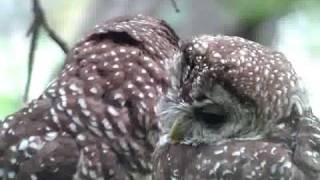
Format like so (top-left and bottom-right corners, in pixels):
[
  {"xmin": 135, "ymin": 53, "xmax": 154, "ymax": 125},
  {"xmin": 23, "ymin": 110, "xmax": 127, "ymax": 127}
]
[{"xmin": 0, "ymin": 0, "xmax": 319, "ymax": 119}]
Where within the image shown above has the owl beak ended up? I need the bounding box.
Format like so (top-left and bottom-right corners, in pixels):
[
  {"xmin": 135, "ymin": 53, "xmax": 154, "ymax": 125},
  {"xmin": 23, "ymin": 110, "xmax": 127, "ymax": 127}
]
[{"xmin": 169, "ymin": 117, "xmax": 193, "ymax": 143}]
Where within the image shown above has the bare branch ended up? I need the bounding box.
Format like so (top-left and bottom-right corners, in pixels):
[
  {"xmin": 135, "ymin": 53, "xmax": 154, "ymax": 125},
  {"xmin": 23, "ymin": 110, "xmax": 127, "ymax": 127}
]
[
  {"xmin": 24, "ymin": 0, "xmax": 68, "ymax": 102},
  {"xmin": 170, "ymin": 0, "xmax": 180, "ymax": 13},
  {"xmin": 42, "ymin": 22, "xmax": 69, "ymax": 53},
  {"xmin": 32, "ymin": 0, "xmax": 68, "ymax": 53}
]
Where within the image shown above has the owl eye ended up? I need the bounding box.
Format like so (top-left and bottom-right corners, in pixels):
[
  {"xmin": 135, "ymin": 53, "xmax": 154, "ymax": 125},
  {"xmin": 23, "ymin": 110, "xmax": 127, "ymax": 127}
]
[{"xmin": 194, "ymin": 105, "xmax": 227, "ymax": 128}]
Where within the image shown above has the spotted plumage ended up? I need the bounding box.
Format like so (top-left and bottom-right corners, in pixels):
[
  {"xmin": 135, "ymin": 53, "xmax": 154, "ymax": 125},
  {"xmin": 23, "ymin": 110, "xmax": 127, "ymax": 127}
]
[
  {"xmin": 153, "ymin": 35, "xmax": 320, "ymax": 179},
  {"xmin": 0, "ymin": 14, "xmax": 180, "ymax": 180}
]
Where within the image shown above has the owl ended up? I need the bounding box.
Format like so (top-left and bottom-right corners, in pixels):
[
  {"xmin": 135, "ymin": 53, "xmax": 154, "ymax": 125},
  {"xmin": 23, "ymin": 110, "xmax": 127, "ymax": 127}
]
[
  {"xmin": 153, "ymin": 35, "xmax": 320, "ymax": 179},
  {"xmin": 0, "ymin": 14, "xmax": 180, "ymax": 180}
]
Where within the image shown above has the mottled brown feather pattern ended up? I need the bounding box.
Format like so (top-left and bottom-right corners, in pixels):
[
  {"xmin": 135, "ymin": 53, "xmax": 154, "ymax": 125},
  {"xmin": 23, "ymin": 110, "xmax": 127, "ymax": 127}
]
[
  {"xmin": 0, "ymin": 14, "xmax": 180, "ymax": 180},
  {"xmin": 181, "ymin": 35, "xmax": 303, "ymax": 122},
  {"xmin": 153, "ymin": 35, "xmax": 320, "ymax": 180}
]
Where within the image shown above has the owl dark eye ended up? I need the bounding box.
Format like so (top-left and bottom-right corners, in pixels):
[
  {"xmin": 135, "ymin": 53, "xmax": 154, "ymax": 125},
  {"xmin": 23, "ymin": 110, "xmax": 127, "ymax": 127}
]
[{"xmin": 194, "ymin": 105, "xmax": 227, "ymax": 128}]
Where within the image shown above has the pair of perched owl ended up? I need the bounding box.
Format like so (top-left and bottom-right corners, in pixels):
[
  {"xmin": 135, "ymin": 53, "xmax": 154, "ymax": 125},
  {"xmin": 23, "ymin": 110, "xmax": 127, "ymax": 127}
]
[{"xmin": 0, "ymin": 14, "xmax": 319, "ymax": 180}]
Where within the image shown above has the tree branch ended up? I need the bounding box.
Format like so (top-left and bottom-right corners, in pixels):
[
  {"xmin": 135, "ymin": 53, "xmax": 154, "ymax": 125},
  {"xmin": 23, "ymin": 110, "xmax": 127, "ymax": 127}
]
[
  {"xmin": 170, "ymin": 0, "xmax": 180, "ymax": 13},
  {"xmin": 24, "ymin": 0, "xmax": 68, "ymax": 102}
]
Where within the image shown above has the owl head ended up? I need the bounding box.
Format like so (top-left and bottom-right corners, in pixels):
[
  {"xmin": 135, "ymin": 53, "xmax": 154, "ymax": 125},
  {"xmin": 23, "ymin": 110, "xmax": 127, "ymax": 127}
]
[{"xmin": 158, "ymin": 35, "xmax": 310, "ymax": 145}]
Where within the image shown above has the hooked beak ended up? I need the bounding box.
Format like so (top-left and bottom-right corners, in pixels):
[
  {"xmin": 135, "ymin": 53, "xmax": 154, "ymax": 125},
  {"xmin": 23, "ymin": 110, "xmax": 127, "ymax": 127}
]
[{"xmin": 169, "ymin": 117, "xmax": 193, "ymax": 143}]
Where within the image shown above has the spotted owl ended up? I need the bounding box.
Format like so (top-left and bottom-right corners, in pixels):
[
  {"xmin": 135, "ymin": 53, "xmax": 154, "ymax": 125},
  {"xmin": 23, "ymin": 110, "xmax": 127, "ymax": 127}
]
[
  {"xmin": 153, "ymin": 35, "xmax": 320, "ymax": 179},
  {"xmin": 0, "ymin": 14, "xmax": 180, "ymax": 180}
]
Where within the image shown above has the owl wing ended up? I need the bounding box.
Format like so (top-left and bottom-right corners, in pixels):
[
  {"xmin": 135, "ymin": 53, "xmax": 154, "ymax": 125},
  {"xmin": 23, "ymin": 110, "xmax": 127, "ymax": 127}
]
[{"xmin": 0, "ymin": 14, "xmax": 180, "ymax": 180}]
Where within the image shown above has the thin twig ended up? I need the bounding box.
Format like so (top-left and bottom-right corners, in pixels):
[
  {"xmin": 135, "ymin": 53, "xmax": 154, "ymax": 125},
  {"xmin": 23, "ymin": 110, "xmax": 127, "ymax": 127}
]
[
  {"xmin": 24, "ymin": 0, "xmax": 40, "ymax": 102},
  {"xmin": 24, "ymin": 0, "xmax": 68, "ymax": 102},
  {"xmin": 32, "ymin": 0, "xmax": 68, "ymax": 53},
  {"xmin": 42, "ymin": 22, "xmax": 68, "ymax": 53},
  {"xmin": 170, "ymin": 0, "xmax": 180, "ymax": 13}
]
